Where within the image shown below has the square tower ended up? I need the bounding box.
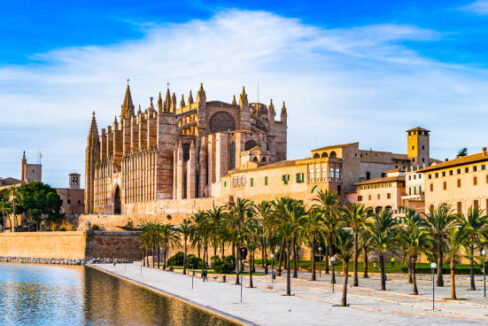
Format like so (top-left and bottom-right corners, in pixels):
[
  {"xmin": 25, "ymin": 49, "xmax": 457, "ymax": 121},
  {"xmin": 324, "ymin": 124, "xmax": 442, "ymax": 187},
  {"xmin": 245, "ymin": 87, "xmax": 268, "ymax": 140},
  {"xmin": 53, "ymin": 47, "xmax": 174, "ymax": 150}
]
[{"xmin": 407, "ymin": 127, "xmax": 430, "ymax": 167}]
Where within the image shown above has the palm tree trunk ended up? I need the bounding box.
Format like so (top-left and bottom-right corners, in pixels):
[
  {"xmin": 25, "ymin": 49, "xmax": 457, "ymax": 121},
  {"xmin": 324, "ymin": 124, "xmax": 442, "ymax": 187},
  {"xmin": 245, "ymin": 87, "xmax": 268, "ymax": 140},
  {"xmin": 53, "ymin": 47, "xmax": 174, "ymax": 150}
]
[
  {"xmin": 202, "ymin": 246, "xmax": 206, "ymax": 279},
  {"xmin": 183, "ymin": 238, "xmax": 187, "ymax": 275},
  {"xmin": 353, "ymin": 232, "xmax": 359, "ymax": 286},
  {"xmin": 249, "ymin": 250, "xmax": 254, "ymax": 288},
  {"xmin": 214, "ymin": 238, "xmax": 217, "ymax": 257},
  {"xmin": 232, "ymin": 242, "xmax": 235, "ymax": 258},
  {"xmin": 363, "ymin": 246, "xmax": 369, "ymax": 278},
  {"xmin": 412, "ymin": 255, "xmax": 418, "ymax": 295},
  {"xmin": 221, "ymin": 240, "xmax": 225, "ymax": 258},
  {"xmin": 437, "ymin": 249, "xmax": 444, "ymax": 287},
  {"xmin": 470, "ymin": 245, "xmax": 475, "ymax": 291},
  {"xmin": 325, "ymin": 247, "xmax": 329, "ymax": 274},
  {"xmin": 235, "ymin": 243, "xmax": 240, "ymax": 285},
  {"xmin": 263, "ymin": 236, "xmax": 268, "ymax": 274},
  {"xmin": 329, "ymin": 236, "xmax": 336, "ymax": 284},
  {"xmin": 380, "ymin": 252, "xmax": 386, "ymax": 291},
  {"xmin": 293, "ymin": 238, "xmax": 298, "ymax": 278},
  {"xmin": 341, "ymin": 260, "xmax": 349, "ymax": 306},
  {"xmin": 277, "ymin": 239, "xmax": 285, "ymax": 276},
  {"xmin": 408, "ymin": 256, "xmax": 413, "ymax": 283},
  {"xmin": 286, "ymin": 240, "xmax": 292, "ymax": 296},
  {"xmin": 451, "ymin": 257, "xmax": 456, "ymax": 299},
  {"xmin": 311, "ymin": 234, "xmax": 316, "ymax": 281},
  {"xmin": 197, "ymin": 242, "xmax": 201, "ymax": 259}
]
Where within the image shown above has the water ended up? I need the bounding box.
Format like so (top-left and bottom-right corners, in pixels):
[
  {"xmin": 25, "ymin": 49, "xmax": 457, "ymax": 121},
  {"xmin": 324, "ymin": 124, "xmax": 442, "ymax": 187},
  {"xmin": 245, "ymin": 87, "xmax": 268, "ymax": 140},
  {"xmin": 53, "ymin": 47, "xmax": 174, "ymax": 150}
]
[{"xmin": 0, "ymin": 264, "xmax": 236, "ymax": 326}]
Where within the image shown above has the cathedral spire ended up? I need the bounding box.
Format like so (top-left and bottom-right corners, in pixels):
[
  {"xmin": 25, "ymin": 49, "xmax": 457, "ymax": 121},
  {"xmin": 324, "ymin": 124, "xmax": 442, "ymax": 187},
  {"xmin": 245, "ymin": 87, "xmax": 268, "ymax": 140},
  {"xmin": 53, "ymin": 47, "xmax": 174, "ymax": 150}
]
[
  {"xmin": 197, "ymin": 83, "xmax": 206, "ymax": 102},
  {"xmin": 113, "ymin": 116, "xmax": 118, "ymax": 130},
  {"xmin": 120, "ymin": 84, "xmax": 135, "ymax": 119},
  {"xmin": 268, "ymin": 99, "xmax": 276, "ymax": 122},
  {"xmin": 88, "ymin": 111, "xmax": 100, "ymax": 146},
  {"xmin": 188, "ymin": 90, "xmax": 194, "ymax": 104},
  {"xmin": 239, "ymin": 86, "xmax": 248, "ymax": 107},
  {"xmin": 157, "ymin": 92, "xmax": 163, "ymax": 112},
  {"xmin": 232, "ymin": 95, "xmax": 237, "ymax": 106},
  {"xmin": 180, "ymin": 94, "xmax": 186, "ymax": 108},
  {"xmin": 163, "ymin": 88, "xmax": 171, "ymax": 112},
  {"xmin": 171, "ymin": 92, "xmax": 177, "ymax": 112},
  {"xmin": 280, "ymin": 101, "xmax": 287, "ymax": 121}
]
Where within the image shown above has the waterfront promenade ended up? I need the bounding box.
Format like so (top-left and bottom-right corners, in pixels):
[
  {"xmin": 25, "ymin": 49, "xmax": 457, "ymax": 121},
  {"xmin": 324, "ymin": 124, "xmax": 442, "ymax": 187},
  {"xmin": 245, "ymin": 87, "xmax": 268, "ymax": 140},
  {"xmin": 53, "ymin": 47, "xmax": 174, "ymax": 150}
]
[{"xmin": 92, "ymin": 264, "xmax": 488, "ymax": 325}]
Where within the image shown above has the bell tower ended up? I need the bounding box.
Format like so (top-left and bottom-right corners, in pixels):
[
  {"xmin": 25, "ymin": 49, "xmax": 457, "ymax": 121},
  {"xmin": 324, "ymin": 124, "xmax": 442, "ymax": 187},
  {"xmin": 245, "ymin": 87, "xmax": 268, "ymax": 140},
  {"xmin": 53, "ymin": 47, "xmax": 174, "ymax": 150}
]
[{"xmin": 407, "ymin": 127, "xmax": 430, "ymax": 167}]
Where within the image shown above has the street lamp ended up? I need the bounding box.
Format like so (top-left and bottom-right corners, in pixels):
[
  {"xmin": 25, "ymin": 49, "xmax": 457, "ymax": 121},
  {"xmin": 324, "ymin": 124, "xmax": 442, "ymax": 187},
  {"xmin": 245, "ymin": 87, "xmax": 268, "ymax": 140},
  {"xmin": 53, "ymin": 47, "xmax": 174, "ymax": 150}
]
[
  {"xmin": 318, "ymin": 247, "xmax": 323, "ymax": 278},
  {"xmin": 191, "ymin": 263, "xmax": 195, "ymax": 290},
  {"xmin": 331, "ymin": 256, "xmax": 336, "ymax": 293},
  {"xmin": 270, "ymin": 253, "xmax": 275, "ymax": 283},
  {"xmin": 430, "ymin": 262, "xmax": 437, "ymax": 310},
  {"xmin": 482, "ymin": 249, "xmax": 487, "ymax": 298}
]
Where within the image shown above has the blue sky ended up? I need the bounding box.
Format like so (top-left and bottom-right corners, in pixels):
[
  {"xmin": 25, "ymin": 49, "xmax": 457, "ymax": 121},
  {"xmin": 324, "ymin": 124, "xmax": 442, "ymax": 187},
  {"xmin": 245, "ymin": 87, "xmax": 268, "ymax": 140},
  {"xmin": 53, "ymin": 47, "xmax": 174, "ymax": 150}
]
[{"xmin": 1, "ymin": 0, "xmax": 488, "ymax": 187}]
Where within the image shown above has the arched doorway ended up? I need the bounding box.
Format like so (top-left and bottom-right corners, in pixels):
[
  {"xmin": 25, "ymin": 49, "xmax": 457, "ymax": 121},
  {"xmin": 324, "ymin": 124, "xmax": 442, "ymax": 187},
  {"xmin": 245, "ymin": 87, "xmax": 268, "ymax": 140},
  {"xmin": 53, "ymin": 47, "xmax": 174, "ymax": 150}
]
[{"xmin": 114, "ymin": 186, "xmax": 121, "ymax": 215}]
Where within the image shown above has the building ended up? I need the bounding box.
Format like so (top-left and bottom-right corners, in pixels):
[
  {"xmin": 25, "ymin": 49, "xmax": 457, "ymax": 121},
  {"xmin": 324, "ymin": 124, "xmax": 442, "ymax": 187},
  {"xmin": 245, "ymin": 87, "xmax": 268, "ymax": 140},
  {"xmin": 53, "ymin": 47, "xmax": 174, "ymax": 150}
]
[
  {"xmin": 401, "ymin": 167, "xmax": 426, "ymax": 213},
  {"xmin": 85, "ymin": 83, "xmax": 287, "ymax": 214},
  {"xmin": 419, "ymin": 148, "xmax": 488, "ymax": 214},
  {"xmin": 56, "ymin": 173, "xmax": 85, "ymax": 215}
]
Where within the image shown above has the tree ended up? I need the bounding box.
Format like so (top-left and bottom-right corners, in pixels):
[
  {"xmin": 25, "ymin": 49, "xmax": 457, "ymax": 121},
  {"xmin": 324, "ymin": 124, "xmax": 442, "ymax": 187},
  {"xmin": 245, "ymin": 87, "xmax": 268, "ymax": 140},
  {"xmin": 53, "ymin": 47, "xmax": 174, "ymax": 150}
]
[
  {"xmin": 15, "ymin": 182, "xmax": 63, "ymax": 230},
  {"xmin": 302, "ymin": 208, "xmax": 325, "ymax": 281},
  {"xmin": 446, "ymin": 223, "xmax": 469, "ymax": 300},
  {"xmin": 400, "ymin": 223, "xmax": 432, "ymax": 294},
  {"xmin": 226, "ymin": 198, "xmax": 253, "ymax": 285},
  {"xmin": 160, "ymin": 224, "xmax": 181, "ymax": 269},
  {"xmin": 359, "ymin": 229, "xmax": 373, "ymax": 279},
  {"xmin": 243, "ymin": 215, "xmax": 261, "ymax": 288},
  {"xmin": 366, "ymin": 209, "xmax": 399, "ymax": 291},
  {"xmin": 423, "ymin": 204, "xmax": 457, "ymax": 287},
  {"xmin": 400, "ymin": 209, "xmax": 424, "ymax": 283},
  {"xmin": 333, "ymin": 228, "xmax": 354, "ymax": 307},
  {"xmin": 456, "ymin": 147, "xmax": 468, "ymax": 158},
  {"xmin": 0, "ymin": 200, "xmax": 12, "ymax": 230},
  {"xmin": 192, "ymin": 210, "xmax": 211, "ymax": 277},
  {"xmin": 254, "ymin": 200, "xmax": 273, "ymax": 274},
  {"xmin": 206, "ymin": 205, "xmax": 225, "ymax": 257},
  {"xmin": 272, "ymin": 197, "xmax": 306, "ymax": 295},
  {"xmin": 459, "ymin": 206, "xmax": 488, "ymax": 291},
  {"xmin": 341, "ymin": 203, "xmax": 372, "ymax": 286},
  {"xmin": 178, "ymin": 218, "xmax": 193, "ymax": 275}
]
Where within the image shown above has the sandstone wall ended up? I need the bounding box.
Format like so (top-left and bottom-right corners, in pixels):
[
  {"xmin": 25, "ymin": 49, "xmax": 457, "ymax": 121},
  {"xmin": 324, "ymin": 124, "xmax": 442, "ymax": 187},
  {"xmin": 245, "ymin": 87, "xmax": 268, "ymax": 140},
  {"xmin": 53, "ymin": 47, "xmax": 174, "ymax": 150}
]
[{"xmin": 0, "ymin": 231, "xmax": 140, "ymax": 261}]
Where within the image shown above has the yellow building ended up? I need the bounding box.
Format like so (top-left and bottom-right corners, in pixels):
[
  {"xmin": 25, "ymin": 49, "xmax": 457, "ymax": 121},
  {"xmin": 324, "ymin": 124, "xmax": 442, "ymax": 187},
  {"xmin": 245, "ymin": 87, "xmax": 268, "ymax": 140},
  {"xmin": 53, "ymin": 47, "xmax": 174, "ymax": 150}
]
[{"xmin": 419, "ymin": 148, "xmax": 488, "ymax": 214}]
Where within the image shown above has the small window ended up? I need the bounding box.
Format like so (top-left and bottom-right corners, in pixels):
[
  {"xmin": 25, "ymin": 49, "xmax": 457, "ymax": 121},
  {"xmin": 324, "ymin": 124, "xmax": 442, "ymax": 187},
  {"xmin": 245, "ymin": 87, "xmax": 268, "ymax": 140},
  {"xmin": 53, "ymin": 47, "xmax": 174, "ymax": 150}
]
[
  {"xmin": 442, "ymin": 171, "xmax": 446, "ymax": 177},
  {"xmin": 465, "ymin": 167, "xmax": 469, "ymax": 173},
  {"xmin": 366, "ymin": 172, "xmax": 371, "ymax": 180},
  {"xmin": 419, "ymin": 174, "xmax": 422, "ymax": 179},
  {"xmin": 474, "ymin": 166, "xmax": 478, "ymax": 172},
  {"xmin": 474, "ymin": 176, "xmax": 478, "ymax": 186},
  {"xmin": 67, "ymin": 200, "xmax": 71, "ymax": 204},
  {"xmin": 358, "ymin": 196, "xmax": 363, "ymax": 202},
  {"xmin": 457, "ymin": 169, "xmax": 461, "ymax": 174},
  {"xmin": 430, "ymin": 184, "xmax": 434, "ymax": 191},
  {"xmin": 224, "ymin": 181, "xmax": 227, "ymax": 187},
  {"xmin": 449, "ymin": 170, "xmax": 453, "ymax": 176},
  {"xmin": 409, "ymin": 187, "xmax": 412, "ymax": 195},
  {"xmin": 457, "ymin": 179, "xmax": 461, "ymax": 188},
  {"xmin": 387, "ymin": 193, "xmax": 391, "ymax": 199},
  {"xmin": 408, "ymin": 175, "xmax": 411, "ymax": 180},
  {"xmin": 430, "ymin": 205, "xmax": 434, "ymax": 213},
  {"xmin": 419, "ymin": 186, "xmax": 422, "ymax": 193},
  {"xmin": 457, "ymin": 202, "xmax": 462, "ymax": 214},
  {"xmin": 414, "ymin": 187, "xmax": 417, "ymax": 195},
  {"xmin": 474, "ymin": 200, "xmax": 479, "ymax": 208},
  {"xmin": 482, "ymin": 165, "xmax": 486, "ymax": 170},
  {"xmin": 428, "ymin": 174, "xmax": 432, "ymax": 179},
  {"xmin": 377, "ymin": 194, "xmax": 380, "ymax": 200},
  {"xmin": 250, "ymin": 178, "xmax": 254, "ymax": 187},
  {"xmin": 368, "ymin": 194, "xmax": 372, "ymax": 200},
  {"xmin": 435, "ymin": 173, "xmax": 439, "ymax": 178},
  {"xmin": 264, "ymin": 176, "xmax": 268, "ymax": 186},
  {"xmin": 443, "ymin": 181, "xmax": 447, "ymax": 190}
]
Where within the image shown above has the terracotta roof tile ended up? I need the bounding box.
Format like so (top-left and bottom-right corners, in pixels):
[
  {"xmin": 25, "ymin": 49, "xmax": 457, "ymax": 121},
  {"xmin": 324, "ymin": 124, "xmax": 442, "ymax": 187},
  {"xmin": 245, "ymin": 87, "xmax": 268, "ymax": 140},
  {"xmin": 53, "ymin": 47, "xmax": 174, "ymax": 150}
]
[{"xmin": 419, "ymin": 152, "xmax": 488, "ymax": 173}]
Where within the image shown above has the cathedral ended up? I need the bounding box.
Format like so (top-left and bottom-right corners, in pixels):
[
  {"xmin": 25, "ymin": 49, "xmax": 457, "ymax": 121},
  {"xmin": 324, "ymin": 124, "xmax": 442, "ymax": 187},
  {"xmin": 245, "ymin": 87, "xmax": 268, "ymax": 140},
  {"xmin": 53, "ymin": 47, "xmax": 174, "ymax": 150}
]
[{"xmin": 85, "ymin": 83, "xmax": 288, "ymax": 214}]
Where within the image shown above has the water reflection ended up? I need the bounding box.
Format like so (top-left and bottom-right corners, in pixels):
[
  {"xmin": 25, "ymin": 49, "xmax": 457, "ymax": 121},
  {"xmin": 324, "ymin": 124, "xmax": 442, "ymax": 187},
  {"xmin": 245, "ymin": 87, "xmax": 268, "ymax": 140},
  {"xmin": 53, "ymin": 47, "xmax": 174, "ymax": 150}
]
[{"xmin": 0, "ymin": 264, "xmax": 236, "ymax": 326}]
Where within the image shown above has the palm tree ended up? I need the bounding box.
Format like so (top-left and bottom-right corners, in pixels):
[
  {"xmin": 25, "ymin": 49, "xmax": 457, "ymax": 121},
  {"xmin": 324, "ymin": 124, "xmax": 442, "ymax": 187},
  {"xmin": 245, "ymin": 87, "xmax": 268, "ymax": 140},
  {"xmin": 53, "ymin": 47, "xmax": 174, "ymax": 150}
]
[
  {"xmin": 226, "ymin": 198, "xmax": 253, "ymax": 285},
  {"xmin": 446, "ymin": 222, "xmax": 469, "ymax": 300},
  {"xmin": 160, "ymin": 224, "xmax": 181, "ymax": 269},
  {"xmin": 138, "ymin": 222, "xmax": 159, "ymax": 267},
  {"xmin": 0, "ymin": 201, "xmax": 12, "ymax": 230},
  {"xmin": 206, "ymin": 205, "xmax": 225, "ymax": 257},
  {"xmin": 243, "ymin": 215, "xmax": 261, "ymax": 288},
  {"xmin": 322, "ymin": 207, "xmax": 342, "ymax": 284},
  {"xmin": 341, "ymin": 203, "xmax": 372, "ymax": 286},
  {"xmin": 191, "ymin": 210, "xmax": 210, "ymax": 276},
  {"xmin": 400, "ymin": 209, "xmax": 424, "ymax": 283},
  {"xmin": 366, "ymin": 209, "xmax": 399, "ymax": 291},
  {"xmin": 254, "ymin": 200, "xmax": 273, "ymax": 274},
  {"xmin": 423, "ymin": 204, "xmax": 457, "ymax": 287},
  {"xmin": 272, "ymin": 197, "xmax": 306, "ymax": 295},
  {"xmin": 400, "ymin": 223, "xmax": 432, "ymax": 294},
  {"xmin": 359, "ymin": 229, "xmax": 373, "ymax": 279},
  {"xmin": 333, "ymin": 228, "xmax": 354, "ymax": 307},
  {"xmin": 459, "ymin": 206, "xmax": 488, "ymax": 290},
  {"xmin": 178, "ymin": 218, "xmax": 193, "ymax": 274},
  {"xmin": 302, "ymin": 208, "xmax": 325, "ymax": 281},
  {"xmin": 313, "ymin": 189, "xmax": 339, "ymax": 274}
]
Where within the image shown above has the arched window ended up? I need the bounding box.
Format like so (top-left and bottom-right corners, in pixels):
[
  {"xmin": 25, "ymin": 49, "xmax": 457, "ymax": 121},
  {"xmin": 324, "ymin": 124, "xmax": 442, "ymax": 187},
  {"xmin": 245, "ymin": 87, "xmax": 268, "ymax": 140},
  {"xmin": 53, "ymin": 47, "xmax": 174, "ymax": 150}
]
[
  {"xmin": 261, "ymin": 157, "xmax": 267, "ymax": 162},
  {"xmin": 313, "ymin": 153, "xmax": 320, "ymax": 159},
  {"xmin": 253, "ymin": 156, "xmax": 258, "ymax": 162},
  {"xmin": 321, "ymin": 152, "xmax": 328, "ymax": 158},
  {"xmin": 229, "ymin": 142, "xmax": 236, "ymax": 170},
  {"xmin": 245, "ymin": 140, "xmax": 258, "ymax": 150},
  {"xmin": 330, "ymin": 151, "xmax": 337, "ymax": 158}
]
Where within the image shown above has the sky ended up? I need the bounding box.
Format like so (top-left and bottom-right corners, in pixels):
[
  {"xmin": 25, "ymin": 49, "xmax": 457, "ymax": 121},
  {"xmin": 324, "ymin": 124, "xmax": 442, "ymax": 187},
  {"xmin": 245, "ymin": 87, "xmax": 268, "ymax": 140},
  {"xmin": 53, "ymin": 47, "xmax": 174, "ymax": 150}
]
[{"xmin": 1, "ymin": 0, "xmax": 488, "ymax": 187}]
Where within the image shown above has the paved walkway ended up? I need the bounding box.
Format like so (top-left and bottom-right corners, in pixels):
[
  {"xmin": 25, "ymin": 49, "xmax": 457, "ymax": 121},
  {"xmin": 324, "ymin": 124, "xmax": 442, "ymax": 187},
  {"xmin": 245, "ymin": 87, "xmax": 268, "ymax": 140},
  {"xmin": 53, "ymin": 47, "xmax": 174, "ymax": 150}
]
[{"xmin": 90, "ymin": 263, "xmax": 488, "ymax": 326}]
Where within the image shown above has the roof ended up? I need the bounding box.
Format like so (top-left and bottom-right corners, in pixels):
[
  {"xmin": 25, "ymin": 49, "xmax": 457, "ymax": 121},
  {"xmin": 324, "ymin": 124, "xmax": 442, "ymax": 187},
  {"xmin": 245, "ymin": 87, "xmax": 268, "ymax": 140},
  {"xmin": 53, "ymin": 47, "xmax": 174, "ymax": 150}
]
[
  {"xmin": 0, "ymin": 177, "xmax": 22, "ymax": 186},
  {"xmin": 383, "ymin": 168, "xmax": 404, "ymax": 174},
  {"xmin": 419, "ymin": 152, "xmax": 488, "ymax": 173},
  {"xmin": 406, "ymin": 127, "xmax": 430, "ymax": 133},
  {"xmin": 354, "ymin": 176, "xmax": 405, "ymax": 186},
  {"xmin": 227, "ymin": 159, "xmax": 298, "ymax": 174},
  {"xmin": 312, "ymin": 142, "xmax": 358, "ymax": 152}
]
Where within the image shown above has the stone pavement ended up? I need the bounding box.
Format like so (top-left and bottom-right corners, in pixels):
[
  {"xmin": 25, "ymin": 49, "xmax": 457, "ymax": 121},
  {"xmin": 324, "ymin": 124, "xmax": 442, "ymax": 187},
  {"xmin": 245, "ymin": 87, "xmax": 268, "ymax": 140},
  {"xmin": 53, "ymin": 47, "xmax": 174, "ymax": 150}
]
[{"xmin": 91, "ymin": 263, "xmax": 488, "ymax": 326}]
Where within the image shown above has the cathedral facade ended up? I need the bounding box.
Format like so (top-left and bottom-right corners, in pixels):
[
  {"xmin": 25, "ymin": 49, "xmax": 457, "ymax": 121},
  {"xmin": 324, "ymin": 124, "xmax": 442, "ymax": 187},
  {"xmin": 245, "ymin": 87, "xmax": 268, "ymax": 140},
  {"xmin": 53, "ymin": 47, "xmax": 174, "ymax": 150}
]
[{"xmin": 85, "ymin": 83, "xmax": 287, "ymax": 214}]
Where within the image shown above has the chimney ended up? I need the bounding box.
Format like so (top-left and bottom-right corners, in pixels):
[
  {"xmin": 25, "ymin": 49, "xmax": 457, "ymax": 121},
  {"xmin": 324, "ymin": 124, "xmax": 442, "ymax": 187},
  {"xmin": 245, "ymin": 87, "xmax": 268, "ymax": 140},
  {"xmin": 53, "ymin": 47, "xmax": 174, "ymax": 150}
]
[{"xmin": 482, "ymin": 147, "xmax": 487, "ymax": 157}]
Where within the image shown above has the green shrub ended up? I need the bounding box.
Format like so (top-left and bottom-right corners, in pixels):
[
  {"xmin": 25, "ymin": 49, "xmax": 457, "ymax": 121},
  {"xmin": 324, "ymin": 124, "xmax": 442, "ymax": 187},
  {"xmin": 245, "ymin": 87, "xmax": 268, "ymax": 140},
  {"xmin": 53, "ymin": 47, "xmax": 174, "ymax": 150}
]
[
  {"xmin": 212, "ymin": 255, "xmax": 236, "ymax": 273},
  {"xmin": 91, "ymin": 224, "xmax": 101, "ymax": 231},
  {"xmin": 167, "ymin": 252, "xmax": 184, "ymax": 266},
  {"xmin": 401, "ymin": 264, "xmax": 483, "ymax": 275},
  {"xmin": 186, "ymin": 254, "xmax": 202, "ymax": 269}
]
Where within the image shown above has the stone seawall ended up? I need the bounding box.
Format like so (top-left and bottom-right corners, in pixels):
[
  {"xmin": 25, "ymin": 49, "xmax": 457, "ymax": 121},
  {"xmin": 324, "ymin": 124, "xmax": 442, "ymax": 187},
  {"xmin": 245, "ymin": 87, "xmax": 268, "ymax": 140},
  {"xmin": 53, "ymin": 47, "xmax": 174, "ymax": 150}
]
[{"xmin": 0, "ymin": 231, "xmax": 140, "ymax": 263}]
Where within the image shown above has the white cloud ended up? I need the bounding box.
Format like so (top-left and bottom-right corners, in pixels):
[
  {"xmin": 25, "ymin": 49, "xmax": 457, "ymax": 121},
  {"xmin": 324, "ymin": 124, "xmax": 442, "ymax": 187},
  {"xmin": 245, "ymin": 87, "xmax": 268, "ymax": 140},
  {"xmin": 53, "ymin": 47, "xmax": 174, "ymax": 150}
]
[
  {"xmin": 461, "ymin": 0, "xmax": 488, "ymax": 14},
  {"xmin": 1, "ymin": 9, "xmax": 488, "ymax": 187}
]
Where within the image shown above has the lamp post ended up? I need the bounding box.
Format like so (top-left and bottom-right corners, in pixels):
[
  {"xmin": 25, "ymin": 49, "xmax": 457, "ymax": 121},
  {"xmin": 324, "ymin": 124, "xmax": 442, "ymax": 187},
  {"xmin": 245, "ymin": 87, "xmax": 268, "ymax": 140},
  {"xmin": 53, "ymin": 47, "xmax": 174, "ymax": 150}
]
[
  {"xmin": 430, "ymin": 262, "xmax": 437, "ymax": 310},
  {"xmin": 482, "ymin": 249, "xmax": 487, "ymax": 298},
  {"xmin": 240, "ymin": 270, "xmax": 243, "ymax": 303},
  {"xmin": 331, "ymin": 256, "xmax": 336, "ymax": 293},
  {"xmin": 318, "ymin": 247, "xmax": 323, "ymax": 278},
  {"xmin": 270, "ymin": 253, "xmax": 275, "ymax": 283},
  {"xmin": 191, "ymin": 263, "xmax": 194, "ymax": 290}
]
